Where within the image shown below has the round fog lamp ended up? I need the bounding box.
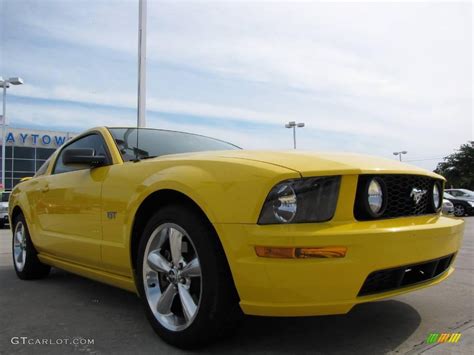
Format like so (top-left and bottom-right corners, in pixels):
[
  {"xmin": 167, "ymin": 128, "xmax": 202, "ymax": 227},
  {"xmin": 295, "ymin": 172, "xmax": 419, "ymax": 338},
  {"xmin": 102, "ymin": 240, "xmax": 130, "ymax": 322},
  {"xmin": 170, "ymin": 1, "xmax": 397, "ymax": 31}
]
[
  {"xmin": 433, "ymin": 184, "xmax": 441, "ymax": 210},
  {"xmin": 367, "ymin": 178, "xmax": 384, "ymax": 216},
  {"xmin": 272, "ymin": 184, "xmax": 297, "ymax": 223}
]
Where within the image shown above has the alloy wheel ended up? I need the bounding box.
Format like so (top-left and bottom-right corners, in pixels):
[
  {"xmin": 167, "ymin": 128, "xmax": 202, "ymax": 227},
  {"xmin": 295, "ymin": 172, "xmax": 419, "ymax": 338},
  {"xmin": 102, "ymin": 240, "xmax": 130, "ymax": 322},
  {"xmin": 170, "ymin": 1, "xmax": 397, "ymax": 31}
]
[
  {"xmin": 454, "ymin": 205, "xmax": 465, "ymax": 217},
  {"xmin": 13, "ymin": 221, "xmax": 27, "ymax": 272},
  {"xmin": 142, "ymin": 223, "xmax": 202, "ymax": 331}
]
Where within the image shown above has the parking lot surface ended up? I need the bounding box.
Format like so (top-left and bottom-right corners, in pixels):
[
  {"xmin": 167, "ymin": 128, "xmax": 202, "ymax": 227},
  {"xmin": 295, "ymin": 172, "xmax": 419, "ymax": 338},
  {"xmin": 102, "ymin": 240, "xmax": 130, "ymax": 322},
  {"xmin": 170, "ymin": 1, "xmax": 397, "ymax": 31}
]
[{"xmin": 0, "ymin": 217, "xmax": 472, "ymax": 355}]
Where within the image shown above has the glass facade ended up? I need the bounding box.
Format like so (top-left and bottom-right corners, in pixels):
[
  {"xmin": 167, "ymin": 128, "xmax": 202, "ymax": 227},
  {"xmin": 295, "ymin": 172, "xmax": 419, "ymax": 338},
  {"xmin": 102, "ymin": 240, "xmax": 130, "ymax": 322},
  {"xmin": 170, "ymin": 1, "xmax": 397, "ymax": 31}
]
[
  {"xmin": 0, "ymin": 128, "xmax": 75, "ymax": 191},
  {"xmin": 0, "ymin": 145, "xmax": 57, "ymax": 190}
]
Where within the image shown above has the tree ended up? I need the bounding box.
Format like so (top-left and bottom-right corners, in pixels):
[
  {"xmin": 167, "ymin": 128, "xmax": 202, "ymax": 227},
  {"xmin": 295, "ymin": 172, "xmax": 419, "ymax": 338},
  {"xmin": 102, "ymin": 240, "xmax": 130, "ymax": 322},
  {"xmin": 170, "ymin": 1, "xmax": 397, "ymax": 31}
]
[{"xmin": 435, "ymin": 141, "xmax": 474, "ymax": 190}]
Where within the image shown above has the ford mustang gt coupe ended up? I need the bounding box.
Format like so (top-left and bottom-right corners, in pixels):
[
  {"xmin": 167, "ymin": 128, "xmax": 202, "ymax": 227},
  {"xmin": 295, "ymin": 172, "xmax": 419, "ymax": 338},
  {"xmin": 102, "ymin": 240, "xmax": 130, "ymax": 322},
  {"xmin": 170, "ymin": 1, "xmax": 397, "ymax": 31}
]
[{"xmin": 9, "ymin": 127, "xmax": 464, "ymax": 348}]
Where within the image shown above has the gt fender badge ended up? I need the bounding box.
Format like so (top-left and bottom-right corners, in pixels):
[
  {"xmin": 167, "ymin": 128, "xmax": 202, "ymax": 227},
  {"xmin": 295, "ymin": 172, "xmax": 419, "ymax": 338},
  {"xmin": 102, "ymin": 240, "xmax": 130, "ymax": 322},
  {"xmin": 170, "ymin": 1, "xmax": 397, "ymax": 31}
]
[{"xmin": 106, "ymin": 211, "xmax": 117, "ymax": 220}]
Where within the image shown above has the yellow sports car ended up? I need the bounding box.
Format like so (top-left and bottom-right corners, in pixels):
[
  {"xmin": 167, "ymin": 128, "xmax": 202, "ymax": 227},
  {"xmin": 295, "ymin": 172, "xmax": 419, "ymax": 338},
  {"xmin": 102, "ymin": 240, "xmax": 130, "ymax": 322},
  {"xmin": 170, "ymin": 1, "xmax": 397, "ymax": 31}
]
[{"xmin": 9, "ymin": 127, "xmax": 464, "ymax": 348}]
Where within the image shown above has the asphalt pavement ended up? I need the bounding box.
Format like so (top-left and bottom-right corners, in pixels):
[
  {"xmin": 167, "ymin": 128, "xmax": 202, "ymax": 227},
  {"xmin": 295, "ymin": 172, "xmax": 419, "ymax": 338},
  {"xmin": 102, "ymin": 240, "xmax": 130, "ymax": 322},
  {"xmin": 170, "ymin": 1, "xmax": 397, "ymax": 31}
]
[{"xmin": 0, "ymin": 217, "xmax": 472, "ymax": 355}]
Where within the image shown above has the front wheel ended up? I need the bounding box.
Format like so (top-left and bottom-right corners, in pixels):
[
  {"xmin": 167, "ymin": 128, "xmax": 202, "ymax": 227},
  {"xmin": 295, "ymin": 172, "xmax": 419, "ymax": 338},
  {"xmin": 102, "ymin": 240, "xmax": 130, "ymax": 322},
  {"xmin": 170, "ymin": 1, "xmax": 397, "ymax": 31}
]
[
  {"xmin": 12, "ymin": 213, "xmax": 50, "ymax": 279},
  {"xmin": 136, "ymin": 204, "xmax": 240, "ymax": 349},
  {"xmin": 453, "ymin": 204, "xmax": 465, "ymax": 217}
]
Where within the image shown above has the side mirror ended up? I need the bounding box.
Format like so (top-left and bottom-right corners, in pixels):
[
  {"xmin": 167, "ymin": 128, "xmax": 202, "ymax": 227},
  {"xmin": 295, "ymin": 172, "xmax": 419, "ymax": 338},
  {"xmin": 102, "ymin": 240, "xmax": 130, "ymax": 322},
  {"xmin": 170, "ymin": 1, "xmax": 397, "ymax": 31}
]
[{"xmin": 62, "ymin": 148, "xmax": 106, "ymax": 167}]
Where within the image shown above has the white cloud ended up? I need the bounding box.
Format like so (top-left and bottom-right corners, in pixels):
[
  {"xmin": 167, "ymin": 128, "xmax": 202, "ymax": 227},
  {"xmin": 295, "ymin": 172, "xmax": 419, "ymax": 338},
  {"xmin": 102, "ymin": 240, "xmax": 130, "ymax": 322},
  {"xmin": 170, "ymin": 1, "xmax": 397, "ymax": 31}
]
[
  {"xmin": 2, "ymin": 0, "xmax": 472, "ymax": 171},
  {"xmin": 11, "ymin": 84, "xmax": 408, "ymax": 140}
]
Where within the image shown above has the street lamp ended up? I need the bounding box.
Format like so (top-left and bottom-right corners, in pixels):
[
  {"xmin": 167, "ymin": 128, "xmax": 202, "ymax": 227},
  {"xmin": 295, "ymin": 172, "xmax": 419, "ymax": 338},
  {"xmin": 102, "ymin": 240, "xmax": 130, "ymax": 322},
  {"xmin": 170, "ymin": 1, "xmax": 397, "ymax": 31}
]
[
  {"xmin": 137, "ymin": 0, "xmax": 147, "ymax": 128},
  {"xmin": 285, "ymin": 121, "xmax": 305, "ymax": 149},
  {"xmin": 1, "ymin": 76, "xmax": 24, "ymax": 190},
  {"xmin": 393, "ymin": 150, "xmax": 408, "ymax": 161}
]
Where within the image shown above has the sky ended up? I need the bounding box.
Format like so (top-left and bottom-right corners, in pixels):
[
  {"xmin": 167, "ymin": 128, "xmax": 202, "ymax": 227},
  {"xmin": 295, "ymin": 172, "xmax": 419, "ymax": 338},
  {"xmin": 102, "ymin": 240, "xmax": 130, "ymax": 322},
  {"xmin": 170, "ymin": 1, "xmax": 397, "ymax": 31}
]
[{"xmin": 1, "ymin": 0, "xmax": 472, "ymax": 170}]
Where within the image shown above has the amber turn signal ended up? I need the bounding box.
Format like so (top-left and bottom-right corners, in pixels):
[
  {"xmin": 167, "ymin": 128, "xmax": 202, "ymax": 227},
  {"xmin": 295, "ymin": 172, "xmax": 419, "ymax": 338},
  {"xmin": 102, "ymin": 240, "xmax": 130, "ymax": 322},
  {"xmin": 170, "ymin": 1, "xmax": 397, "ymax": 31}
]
[{"xmin": 255, "ymin": 246, "xmax": 347, "ymax": 259}]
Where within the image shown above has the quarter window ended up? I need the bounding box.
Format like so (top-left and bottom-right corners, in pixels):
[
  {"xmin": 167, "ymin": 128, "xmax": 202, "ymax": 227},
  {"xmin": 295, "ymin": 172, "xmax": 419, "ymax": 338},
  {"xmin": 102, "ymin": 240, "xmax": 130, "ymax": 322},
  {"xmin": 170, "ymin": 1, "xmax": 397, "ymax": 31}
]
[
  {"xmin": 53, "ymin": 134, "xmax": 109, "ymax": 174},
  {"xmin": 34, "ymin": 158, "xmax": 51, "ymax": 177}
]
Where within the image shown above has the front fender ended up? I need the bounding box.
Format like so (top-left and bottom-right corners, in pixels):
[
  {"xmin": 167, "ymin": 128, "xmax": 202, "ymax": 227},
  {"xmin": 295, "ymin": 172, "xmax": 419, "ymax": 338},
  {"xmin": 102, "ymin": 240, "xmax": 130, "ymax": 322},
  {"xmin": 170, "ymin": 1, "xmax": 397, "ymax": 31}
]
[
  {"xmin": 99, "ymin": 159, "xmax": 298, "ymax": 276},
  {"xmin": 104, "ymin": 159, "xmax": 299, "ymax": 228},
  {"xmin": 8, "ymin": 180, "xmax": 39, "ymax": 242}
]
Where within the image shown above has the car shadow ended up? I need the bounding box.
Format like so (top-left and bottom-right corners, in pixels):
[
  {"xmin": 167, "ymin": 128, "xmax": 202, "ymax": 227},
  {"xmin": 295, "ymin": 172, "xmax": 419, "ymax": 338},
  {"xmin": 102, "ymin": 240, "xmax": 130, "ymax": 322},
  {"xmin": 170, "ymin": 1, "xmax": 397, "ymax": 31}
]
[
  {"xmin": 206, "ymin": 301, "xmax": 421, "ymax": 354},
  {"xmin": 0, "ymin": 267, "xmax": 421, "ymax": 354}
]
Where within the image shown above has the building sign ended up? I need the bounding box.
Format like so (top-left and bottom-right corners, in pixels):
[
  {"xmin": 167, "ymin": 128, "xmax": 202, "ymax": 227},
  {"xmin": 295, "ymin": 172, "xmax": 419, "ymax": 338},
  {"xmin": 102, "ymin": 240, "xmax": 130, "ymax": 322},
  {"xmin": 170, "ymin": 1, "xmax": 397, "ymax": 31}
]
[{"xmin": 1, "ymin": 128, "xmax": 76, "ymax": 148}]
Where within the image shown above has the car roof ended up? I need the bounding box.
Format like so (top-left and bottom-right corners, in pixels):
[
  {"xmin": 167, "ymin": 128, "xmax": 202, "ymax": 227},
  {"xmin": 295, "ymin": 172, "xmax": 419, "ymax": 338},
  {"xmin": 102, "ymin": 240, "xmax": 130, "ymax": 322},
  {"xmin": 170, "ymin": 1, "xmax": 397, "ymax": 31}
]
[{"xmin": 446, "ymin": 188, "xmax": 473, "ymax": 193}]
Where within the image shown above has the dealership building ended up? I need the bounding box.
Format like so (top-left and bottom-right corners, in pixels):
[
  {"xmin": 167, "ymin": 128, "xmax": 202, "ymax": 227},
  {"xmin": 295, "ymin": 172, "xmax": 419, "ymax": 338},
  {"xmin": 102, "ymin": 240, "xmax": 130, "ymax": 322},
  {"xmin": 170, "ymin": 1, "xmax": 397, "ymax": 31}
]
[{"xmin": 0, "ymin": 127, "xmax": 76, "ymax": 190}]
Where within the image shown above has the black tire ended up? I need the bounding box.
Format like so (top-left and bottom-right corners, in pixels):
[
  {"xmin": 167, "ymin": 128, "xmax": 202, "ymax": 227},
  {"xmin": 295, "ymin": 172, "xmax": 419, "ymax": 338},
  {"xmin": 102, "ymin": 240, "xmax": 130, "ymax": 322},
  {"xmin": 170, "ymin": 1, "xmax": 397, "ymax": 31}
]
[
  {"xmin": 454, "ymin": 204, "xmax": 465, "ymax": 217},
  {"xmin": 12, "ymin": 213, "xmax": 50, "ymax": 280},
  {"xmin": 136, "ymin": 204, "xmax": 241, "ymax": 349}
]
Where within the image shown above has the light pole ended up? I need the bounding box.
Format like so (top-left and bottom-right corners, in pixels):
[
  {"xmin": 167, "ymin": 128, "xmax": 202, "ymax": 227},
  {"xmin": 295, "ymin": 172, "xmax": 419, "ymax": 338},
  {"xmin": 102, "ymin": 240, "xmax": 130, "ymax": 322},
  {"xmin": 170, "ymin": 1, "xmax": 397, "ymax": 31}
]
[
  {"xmin": 137, "ymin": 0, "xmax": 147, "ymax": 128},
  {"xmin": 393, "ymin": 150, "xmax": 407, "ymax": 161},
  {"xmin": 285, "ymin": 121, "xmax": 305, "ymax": 149},
  {"xmin": 0, "ymin": 77, "xmax": 24, "ymax": 191}
]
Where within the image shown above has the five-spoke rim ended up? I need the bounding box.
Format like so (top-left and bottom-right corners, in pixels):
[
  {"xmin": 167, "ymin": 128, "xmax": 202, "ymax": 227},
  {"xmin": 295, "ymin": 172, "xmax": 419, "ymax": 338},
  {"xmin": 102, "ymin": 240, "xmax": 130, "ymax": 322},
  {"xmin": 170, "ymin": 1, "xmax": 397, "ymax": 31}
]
[
  {"xmin": 142, "ymin": 223, "xmax": 202, "ymax": 331},
  {"xmin": 13, "ymin": 221, "xmax": 27, "ymax": 272},
  {"xmin": 454, "ymin": 205, "xmax": 465, "ymax": 216}
]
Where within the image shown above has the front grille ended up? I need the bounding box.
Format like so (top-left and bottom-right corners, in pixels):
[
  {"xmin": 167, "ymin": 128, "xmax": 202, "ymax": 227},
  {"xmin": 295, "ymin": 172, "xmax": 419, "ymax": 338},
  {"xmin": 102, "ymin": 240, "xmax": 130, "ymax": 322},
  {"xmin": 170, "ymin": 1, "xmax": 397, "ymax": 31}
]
[
  {"xmin": 358, "ymin": 254, "xmax": 454, "ymax": 296},
  {"xmin": 354, "ymin": 174, "xmax": 442, "ymax": 220}
]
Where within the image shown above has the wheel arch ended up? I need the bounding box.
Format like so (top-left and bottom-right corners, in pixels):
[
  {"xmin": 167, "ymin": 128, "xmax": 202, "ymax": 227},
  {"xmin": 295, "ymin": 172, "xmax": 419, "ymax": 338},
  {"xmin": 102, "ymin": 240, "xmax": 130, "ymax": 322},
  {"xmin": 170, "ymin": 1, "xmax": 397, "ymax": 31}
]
[
  {"xmin": 129, "ymin": 189, "xmax": 237, "ymax": 301},
  {"xmin": 10, "ymin": 205, "xmax": 24, "ymax": 225}
]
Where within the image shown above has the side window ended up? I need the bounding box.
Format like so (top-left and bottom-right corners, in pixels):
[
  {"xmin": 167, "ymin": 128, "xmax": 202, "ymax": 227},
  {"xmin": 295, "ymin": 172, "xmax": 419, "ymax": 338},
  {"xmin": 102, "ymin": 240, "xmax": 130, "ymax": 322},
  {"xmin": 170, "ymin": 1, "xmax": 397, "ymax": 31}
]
[
  {"xmin": 53, "ymin": 134, "xmax": 109, "ymax": 174},
  {"xmin": 34, "ymin": 158, "xmax": 51, "ymax": 177}
]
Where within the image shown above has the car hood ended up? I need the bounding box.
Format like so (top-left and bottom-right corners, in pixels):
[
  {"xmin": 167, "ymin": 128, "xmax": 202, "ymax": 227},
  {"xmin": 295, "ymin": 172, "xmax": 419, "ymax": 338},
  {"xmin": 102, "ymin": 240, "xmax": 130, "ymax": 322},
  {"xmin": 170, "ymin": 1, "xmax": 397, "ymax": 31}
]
[{"xmin": 158, "ymin": 150, "xmax": 444, "ymax": 179}]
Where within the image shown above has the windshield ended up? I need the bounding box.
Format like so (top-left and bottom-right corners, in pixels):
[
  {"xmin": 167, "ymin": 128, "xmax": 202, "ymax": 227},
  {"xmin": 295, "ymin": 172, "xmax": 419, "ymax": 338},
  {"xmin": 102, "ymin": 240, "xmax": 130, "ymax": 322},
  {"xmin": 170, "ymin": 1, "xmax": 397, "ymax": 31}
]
[
  {"xmin": 458, "ymin": 189, "xmax": 474, "ymax": 197},
  {"xmin": 1, "ymin": 192, "xmax": 10, "ymax": 202},
  {"xmin": 108, "ymin": 128, "xmax": 240, "ymax": 162}
]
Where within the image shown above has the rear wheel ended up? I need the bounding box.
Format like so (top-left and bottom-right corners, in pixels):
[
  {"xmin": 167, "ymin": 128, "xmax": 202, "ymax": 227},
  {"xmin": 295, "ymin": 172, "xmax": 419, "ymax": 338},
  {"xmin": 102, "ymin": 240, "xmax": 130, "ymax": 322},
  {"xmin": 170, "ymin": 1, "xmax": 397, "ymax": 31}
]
[
  {"xmin": 12, "ymin": 213, "xmax": 50, "ymax": 279},
  {"xmin": 136, "ymin": 204, "xmax": 240, "ymax": 348},
  {"xmin": 454, "ymin": 204, "xmax": 465, "ymax": 217}
]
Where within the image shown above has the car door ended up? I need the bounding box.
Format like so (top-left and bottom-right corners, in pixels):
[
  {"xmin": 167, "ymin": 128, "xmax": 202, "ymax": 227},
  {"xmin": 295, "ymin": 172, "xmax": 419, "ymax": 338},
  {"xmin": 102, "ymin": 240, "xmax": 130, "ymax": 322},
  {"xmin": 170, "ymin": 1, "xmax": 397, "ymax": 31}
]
[{"xmin": 34, "ymin": 133, "xmax": 112, "ymax": 268}]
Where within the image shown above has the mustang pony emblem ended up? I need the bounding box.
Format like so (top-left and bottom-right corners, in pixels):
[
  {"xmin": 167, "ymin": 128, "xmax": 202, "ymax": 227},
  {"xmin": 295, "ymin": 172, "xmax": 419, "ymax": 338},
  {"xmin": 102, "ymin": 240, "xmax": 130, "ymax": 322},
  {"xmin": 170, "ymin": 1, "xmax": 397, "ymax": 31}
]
[{"xmin": 410, "ymin": 188, "xmax": 427, "ymax": 205}]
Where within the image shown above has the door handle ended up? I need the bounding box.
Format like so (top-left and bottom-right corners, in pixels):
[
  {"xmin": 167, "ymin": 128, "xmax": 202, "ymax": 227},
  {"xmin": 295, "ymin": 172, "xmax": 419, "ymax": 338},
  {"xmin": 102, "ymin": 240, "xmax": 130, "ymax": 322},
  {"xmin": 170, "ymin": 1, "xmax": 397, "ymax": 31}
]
[{"xmin": 41, "ymin": 185, "xmax": 49, "ymax": 193}]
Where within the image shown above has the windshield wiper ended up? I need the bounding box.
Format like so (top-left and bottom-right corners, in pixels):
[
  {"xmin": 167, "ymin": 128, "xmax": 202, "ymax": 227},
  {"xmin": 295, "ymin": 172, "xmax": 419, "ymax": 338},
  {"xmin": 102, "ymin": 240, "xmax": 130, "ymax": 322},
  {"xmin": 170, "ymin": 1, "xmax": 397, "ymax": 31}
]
[{"xmin": 133, "ymin": 155, "xmax": 158, "ymax": 162}]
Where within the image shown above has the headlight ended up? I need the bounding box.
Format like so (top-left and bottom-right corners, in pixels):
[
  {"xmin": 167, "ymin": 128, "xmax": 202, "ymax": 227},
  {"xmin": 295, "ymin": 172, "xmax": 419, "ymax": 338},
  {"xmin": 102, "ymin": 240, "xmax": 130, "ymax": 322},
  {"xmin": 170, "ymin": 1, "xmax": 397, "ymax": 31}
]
[
  {"xmin": 270, "ymin": 183, "xmax": 297, "ymax": 223},
  {"xmin": 443, "ymin": 199, "xmax": 453, "ymax": 208},
  {"xmin": 356, "ymin": 177, "xmax": 387, "ymax": 218},
  {"xmin": 258, "ymin": 176, "xmax": 341, "ymax": 224},
  {"xmin": 367, "ymin": 178, "xmax": 385, "ymax": 216},
  {"xmin": 431, "ymin": 182, "xmax": 442, "ymax": 211}
]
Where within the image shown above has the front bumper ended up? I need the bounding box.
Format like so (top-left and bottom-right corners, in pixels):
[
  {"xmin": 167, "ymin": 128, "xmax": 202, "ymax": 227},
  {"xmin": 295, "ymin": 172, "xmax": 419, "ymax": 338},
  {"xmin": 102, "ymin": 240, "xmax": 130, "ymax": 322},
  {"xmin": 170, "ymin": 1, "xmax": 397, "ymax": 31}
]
[
  {"xmin": 0, "ymin": 212, "xmax": 8, "ymax": 224},
  {"xmin": 215, "ymin": 215, "xmax": 464, "ymax": 316}
]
